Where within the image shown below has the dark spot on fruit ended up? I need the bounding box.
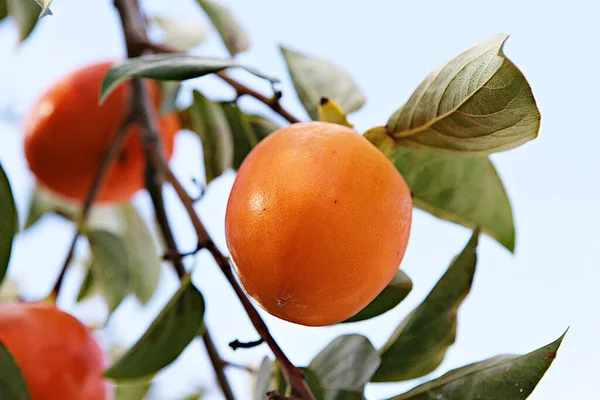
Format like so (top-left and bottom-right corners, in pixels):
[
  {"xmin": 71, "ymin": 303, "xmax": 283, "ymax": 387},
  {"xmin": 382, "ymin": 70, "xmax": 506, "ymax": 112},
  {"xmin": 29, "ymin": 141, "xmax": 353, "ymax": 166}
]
[
  {"xmin": 334, "ymin": 200, "xmax": 337, "ymax": 204},
  {"xmin": 320, "ymin": 97, "xmax": 329, "ymax": 105},
  {"xmin": 117, "ymin": 149, "xmax": 127, "ymax": 165}
]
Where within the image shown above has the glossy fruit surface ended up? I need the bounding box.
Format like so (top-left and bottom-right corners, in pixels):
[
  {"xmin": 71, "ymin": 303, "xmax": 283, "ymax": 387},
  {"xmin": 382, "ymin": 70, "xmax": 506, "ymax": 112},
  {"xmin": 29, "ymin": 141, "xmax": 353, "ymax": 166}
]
[
  {"xmin": 24, "ymin": 61, "xmax": 179, "ymax": 204},
  {"xmin": 0, "ymin": 302, "xmax": 112, "ymax": 400},
  {"xmin": 225, "ymin": 122, "xmax": 413, "ymax": 326}
]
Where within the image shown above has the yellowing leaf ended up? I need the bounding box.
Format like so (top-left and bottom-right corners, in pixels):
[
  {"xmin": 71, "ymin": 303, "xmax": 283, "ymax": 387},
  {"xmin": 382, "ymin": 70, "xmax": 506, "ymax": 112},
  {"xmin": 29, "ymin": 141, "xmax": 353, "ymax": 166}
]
[
  {"xmin": 33, "ymin": 0, "xmax": 52, "ymax": 18},
  {"xmin": 318, "ymin": 98, "xmax": 353, "ymax": 128},
  {"xmin": 280, "ymin": 46, "xmax": 365, "ymax": 120}
]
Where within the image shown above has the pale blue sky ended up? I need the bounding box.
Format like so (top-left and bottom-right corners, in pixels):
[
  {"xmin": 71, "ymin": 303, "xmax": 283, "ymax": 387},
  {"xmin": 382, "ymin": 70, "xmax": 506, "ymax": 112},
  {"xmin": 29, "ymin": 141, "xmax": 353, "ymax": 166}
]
[{"xmin": 1, "ymin": 1, "xmax": 599, "ymax": 399}]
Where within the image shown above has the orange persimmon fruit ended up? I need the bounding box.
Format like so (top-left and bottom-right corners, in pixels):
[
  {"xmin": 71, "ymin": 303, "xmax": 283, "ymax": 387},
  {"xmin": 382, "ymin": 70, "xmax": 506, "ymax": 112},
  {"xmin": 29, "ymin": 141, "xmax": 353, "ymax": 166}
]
[
  {"xmin": 0, "ymin": 302, "xmax": 113, "ymax": 400},
  {"xmin": 23, "ymin": 61, "xmax": 180, "ymax": 204},
  {"xmin": 225, "ymin": 122, "xmax": 412, "ymax": 326}
]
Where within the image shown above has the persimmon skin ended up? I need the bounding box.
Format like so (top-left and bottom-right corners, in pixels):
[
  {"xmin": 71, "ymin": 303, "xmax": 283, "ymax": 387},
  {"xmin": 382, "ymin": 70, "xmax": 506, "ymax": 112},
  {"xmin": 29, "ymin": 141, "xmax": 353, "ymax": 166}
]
[
  {"xmin": 225, "ymin": 122, "xmax": 412, "ymax": 326},
  {"xmin": 0, "ymin": 302, "xmax": 112, "ymax": 400},
  {"xmin": 23, "ymin": 61, "xmax": 180, "ymax": 204}
]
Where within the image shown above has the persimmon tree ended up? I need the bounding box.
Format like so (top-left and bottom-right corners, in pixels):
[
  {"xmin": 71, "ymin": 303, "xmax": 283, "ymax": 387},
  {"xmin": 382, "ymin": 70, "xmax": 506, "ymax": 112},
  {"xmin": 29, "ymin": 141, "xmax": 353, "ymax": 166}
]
[{"xmin": 0, "ymin": 1, "xmax": 565, "ymax": 399}]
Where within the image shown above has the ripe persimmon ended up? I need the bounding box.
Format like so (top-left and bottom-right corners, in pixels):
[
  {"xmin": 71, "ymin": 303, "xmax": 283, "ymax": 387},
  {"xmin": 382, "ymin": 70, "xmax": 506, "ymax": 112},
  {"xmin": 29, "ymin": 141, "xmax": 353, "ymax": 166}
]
[
  {"xmin": 23, "ymin": 61, "xmax": 180, "ymax": 204},
  {"xmin": 0, "ymin": 302, "xmax": 112, "ymax": 400},
  {"xmin": 225, "ymin": 122, "xmax": 412, "ymax": 326}
]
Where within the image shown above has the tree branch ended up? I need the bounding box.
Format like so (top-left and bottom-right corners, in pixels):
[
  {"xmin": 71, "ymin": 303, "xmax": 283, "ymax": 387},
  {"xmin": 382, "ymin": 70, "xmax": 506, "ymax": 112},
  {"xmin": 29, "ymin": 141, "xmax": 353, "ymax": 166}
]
[
  {"xmin": 165, "ymin": 168, "xmax": 315, "ymax": 400},
  {"xmin": 113, "ymin": 1, "xmax": 314, "ymax": 398},
  {"xmin": 203, "ymin": 331, "xmax": 237, "ymax": 399},
  {"xmin": 114, "ymin": 1, "xmax": 236, "ymax": 399},
  {"xmin": 128, "ymin": 37, "xmax": 302, "ymax": 125},
  {"xmin": 216, "ymin": 72, "xmax": 300, "ymax": 124},
  {"xmin": 50, "ymin": 113, "xmax": 133, "ymax": 301},
  {"xmin": 229, "ymin": 338, "xmax": 264, "ymax": 351}
]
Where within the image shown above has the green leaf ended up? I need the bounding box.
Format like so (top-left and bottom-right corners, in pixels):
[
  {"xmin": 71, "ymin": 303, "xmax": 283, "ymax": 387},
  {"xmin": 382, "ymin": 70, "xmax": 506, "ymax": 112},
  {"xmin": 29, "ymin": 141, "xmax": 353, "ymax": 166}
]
[
  {"xmin": 87, "ymin": 230, "xmax": 130, "ymax": 313},
  {"xmin": 366, "ymin": 127, "xmax": 514, "ymax": 251},
  {"xmin": 0, "ymin": 161, "xmax": 17, "ymax": 286},
  {"xmin": 104, "ymin": 274, "xmax": 205, "ymax": 380},
  {"xmin": 301, "ymin": 368, "xmax": 325, "ymax": 400},
  {"xmin": 221, "ymin": 103, "xmax": 258, "ymax": 169},
  {"xmin": 120, "ymin": 204, "xmax": 162, "ymax": 304},
  {"xmin": 115, "ymin": 381, "xmax": 151, "ymax": 400},
  {"xmin": 85, "ymin": 203, "xmax": 162, "ymax": 304},
  {"xmin": 247, "ymin": 114, "xmax": 280, "ymax": 140},
  {"xmin": 254, "ymin": 358, "xmax": 276, "ymax": 400},
  {"xmin": 23, "ymin": 185, "xmax": 77, "ymax": 230},
  {"xmin": 159, "ymin": 81, "xmax": 182, "ymax": 115},
  {"xmin": 343, "ymin": 270, "xmax": 412, "ymax": 323},
  {"xmin": 374, "ymin": 230, "xmax": 480, "ymax": 382},
  {"xmin": 310, "ymin": 335, "xmax": 380, "ymax": 392},
  {"xmin": 390, "ymin": 330, "xmax": 567, "ymax": 400},
  {"xmin": 181, "ymin": 389, "xmax": 205, "ymax": 400},
  {"xmin": 280, "ymin": 46, "xmax": 365, "ymax": 120},
  {"xmin": 100, "ymin": 54, "xmax": 276, "ymax": 103},
  {"xmin": 195, "ymin": 0, "xmax": 249, "ymax": 56},
  {"xmin": 189, "ymin": 90, "xmax": 233, "ymax": 184},
  {"xmin": 324, "ymin": 391, "xmax": 364, "ymax": 400},
  {"xmin": 318, "ymin": 98, "xmax": 353, "ymax": 128},
  {"xmin": 0, "ymin": 343, "xmax": 30, "ymax": 400},
  {"xmin": 1, "ymin": 1, "xmax": 8, "ymax": 20},
  {"xmin": 386, "ymin": 34, "xmax": 540, "ymax": 154},
  {"xmin": 76, "ymin": 263, "xmax": 96, "ymax": 302},
  {"xmin": 7, "ymin": 0, "xmax": 39, "ymax": 42}
]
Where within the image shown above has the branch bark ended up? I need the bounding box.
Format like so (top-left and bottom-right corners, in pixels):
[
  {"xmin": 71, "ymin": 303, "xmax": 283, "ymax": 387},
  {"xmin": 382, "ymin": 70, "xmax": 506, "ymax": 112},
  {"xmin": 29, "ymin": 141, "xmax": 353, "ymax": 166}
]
[
  {"xmin": 114, "ymin": 1, "xmax": 236, "ymax": 399},
  {"xmin": 113, "ymin": 1, "xmax": 314, "ymax": 398},
  {"xmin": 165, "ymin": 169, "xmax": 315, "ymax": 400},
  {"xmin": 216, "ymin": 72, "xmax": 300, "ymax": 124}
]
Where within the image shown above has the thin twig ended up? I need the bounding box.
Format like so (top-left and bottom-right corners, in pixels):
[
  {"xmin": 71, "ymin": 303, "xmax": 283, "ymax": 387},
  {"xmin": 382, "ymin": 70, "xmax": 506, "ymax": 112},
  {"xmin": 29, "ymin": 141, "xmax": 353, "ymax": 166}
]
[
  {"xmin": 221, "ymin": 360, "xmax": 257, "ymax": 374},
  {"xmin": 127, "ymin": 37, "xmax": 302, "ymax": 125},
  {"xmin": 229, "ymin": 338, "xmax": 264, "ymax": 351},
  {"xmin": 267, "ymin": 392, "xmax": 294, "ymax": 400},
  {"xmin": 50, "ymin": 113, "xmax": 133, "ymax": 301},
  {"xmin": 146, "ymin": 164, "xmax": 235, "ymax": 400},
  {"xmin": 164, "ymin": 168, "xmax": 315, "ymax": 400},
  {"xmin": 203, "ymin": 331, "xmax": 237, "ymax": 400},
  {"xmin": 216, "ymin": 72, "xmax": 300, "ymax": 124}
]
